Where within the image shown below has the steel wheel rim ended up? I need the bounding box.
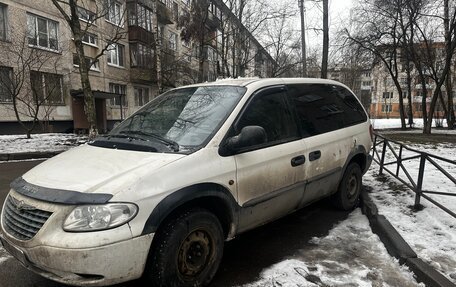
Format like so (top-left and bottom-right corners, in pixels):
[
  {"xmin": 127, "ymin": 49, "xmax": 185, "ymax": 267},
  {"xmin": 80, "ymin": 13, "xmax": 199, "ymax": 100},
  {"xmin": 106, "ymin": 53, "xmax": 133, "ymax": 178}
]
[
  {"xmin": 178, "ymin": 229, "xmax": 213, "ymax": 278},
  {"xmin": 347, "ymin": 173, "xmax": 359, "ymax": 199}
]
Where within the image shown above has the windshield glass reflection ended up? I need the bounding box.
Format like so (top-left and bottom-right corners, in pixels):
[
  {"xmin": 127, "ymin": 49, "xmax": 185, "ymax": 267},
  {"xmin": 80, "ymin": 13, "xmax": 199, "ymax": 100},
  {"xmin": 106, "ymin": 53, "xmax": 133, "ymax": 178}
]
[{"xmin": 109, "ymin": 86, "xmax": 246, "ymax": 152}]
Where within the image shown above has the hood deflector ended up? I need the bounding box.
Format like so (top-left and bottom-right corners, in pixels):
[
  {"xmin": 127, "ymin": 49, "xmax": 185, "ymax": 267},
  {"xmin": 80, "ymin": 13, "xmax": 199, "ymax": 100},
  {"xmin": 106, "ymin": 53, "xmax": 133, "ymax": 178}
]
[{"xmin": 10, "ymin": 177, "xmax": 113, "ymax": 204}]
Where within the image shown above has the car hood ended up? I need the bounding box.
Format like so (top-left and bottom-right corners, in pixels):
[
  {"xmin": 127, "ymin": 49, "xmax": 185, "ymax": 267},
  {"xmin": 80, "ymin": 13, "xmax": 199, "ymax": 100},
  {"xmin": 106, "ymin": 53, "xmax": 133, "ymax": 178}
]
[{"xmin": 22, "ymin": 144, "xmax": 185, "ymax": 194}]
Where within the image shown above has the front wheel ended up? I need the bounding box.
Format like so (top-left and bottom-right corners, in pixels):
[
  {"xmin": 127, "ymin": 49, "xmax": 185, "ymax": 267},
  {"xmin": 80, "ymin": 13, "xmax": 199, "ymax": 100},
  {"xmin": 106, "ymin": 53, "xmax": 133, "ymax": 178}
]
[
  {"xmin": 332, "ymin": 163, "xmax": 362, "ymax": 210},
  {"xmin": 146, "ymin": 208, "xmax": 224, "ymax": 287}
]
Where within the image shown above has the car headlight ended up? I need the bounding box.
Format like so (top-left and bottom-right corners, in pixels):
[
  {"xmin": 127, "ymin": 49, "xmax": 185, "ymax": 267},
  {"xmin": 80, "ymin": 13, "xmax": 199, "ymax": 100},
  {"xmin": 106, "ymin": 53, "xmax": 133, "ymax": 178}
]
[{"xmin": 63, "ymin": 203, "xmax": 138, "ymax": 232}]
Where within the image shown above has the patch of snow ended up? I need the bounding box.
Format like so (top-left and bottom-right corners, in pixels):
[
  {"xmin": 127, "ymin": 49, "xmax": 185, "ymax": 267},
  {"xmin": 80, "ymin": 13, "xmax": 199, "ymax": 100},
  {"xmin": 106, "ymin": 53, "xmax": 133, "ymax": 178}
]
[
  {"xmin": 0, "ymin": 133, "xmax": 87, "ymax": 154},
  {"xmin": 371, "ymin": 118, "xmax": 454, "ymax": 131},
  {"xmin": 243, "ymin": 210, "xmax": 422, "ymax": 287},
  {"xmin": 365, "ymin": 141, "xmax": 456, "ymax": 283}
]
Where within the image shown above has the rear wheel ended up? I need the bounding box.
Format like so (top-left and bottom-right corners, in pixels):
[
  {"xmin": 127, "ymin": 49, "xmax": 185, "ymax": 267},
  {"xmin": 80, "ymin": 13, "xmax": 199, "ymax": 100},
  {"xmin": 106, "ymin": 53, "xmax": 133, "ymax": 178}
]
[
  {"xmin": 146, "ymin": 208, "xmax": 224, "ymax": 287},
  {"xmin": 332, "ymin": 163, "xmax": 362, "ymax": 210}
]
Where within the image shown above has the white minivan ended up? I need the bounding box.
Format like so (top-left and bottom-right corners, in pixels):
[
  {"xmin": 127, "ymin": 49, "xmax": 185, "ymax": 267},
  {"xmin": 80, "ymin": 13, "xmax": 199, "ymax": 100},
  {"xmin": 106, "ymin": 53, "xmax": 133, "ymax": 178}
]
[{"xmin": 0, "ymin": 78, "xmax": 372, "ymax": 286}]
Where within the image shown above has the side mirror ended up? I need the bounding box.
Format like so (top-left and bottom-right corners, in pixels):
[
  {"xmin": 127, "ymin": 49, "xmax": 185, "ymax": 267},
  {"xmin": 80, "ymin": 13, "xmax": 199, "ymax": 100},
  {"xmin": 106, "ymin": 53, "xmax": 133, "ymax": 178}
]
[{"xmin": 220, "ymin": 126, "xmax": 267, "ymax": 156}]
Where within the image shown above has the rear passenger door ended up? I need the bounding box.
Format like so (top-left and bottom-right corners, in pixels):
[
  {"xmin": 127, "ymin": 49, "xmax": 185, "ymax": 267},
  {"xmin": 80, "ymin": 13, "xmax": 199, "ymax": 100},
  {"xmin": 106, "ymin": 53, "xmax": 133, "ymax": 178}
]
[
  {"xmin": 232, "ymin": 86, "xmax": 307, "ymax": 231},
  {"xmin": 288, "ymin": 84, "xmax": 364, "ymax": 204}
]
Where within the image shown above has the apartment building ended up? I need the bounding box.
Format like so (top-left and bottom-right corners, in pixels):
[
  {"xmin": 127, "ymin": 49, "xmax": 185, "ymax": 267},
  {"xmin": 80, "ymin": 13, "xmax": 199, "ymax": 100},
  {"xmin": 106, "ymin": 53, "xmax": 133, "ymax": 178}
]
[
  {"xmin": 0, "ymin": 0, "xmax": 274, "ymax": 134},
  {"xmin": 370, "ymin": 43, "xmax": 456, "ymax": 119}
]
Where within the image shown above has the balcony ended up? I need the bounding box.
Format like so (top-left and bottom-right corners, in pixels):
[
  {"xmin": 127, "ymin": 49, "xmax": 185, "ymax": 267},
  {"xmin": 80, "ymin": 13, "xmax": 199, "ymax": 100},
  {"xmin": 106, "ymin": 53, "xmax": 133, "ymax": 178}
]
[
  {"xmin": 156, "ymin": 2, "xmax": 173, "ymax": 24},
  {"xmin": 206, "ymin": 12, "xmax": 221, "ymax": 29},
  {"xmin": 130, "ymin": 66, "xmax": 157, "ymax": 84},
  {"xmin": 128, "ymin": 26, "xmax": 155, "ymax": 44}
]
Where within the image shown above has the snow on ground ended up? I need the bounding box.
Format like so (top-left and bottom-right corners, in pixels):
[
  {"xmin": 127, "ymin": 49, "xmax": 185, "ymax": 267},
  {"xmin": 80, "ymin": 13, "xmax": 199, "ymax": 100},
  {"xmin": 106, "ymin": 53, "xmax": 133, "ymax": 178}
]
[
  {"xmin": 371, "ymin": 118, "xmax": 456, "ymax": 135},
  {"xmin": 243, "ymin": 209, "xmax": 422, "ymax": 287},
  {"xmin": 365, "ymin": 140, "xmax": 456, "ymax": 283},
  {"xmin": 0, "ymin": 133, "xmax": 87, "ymax": 154}
]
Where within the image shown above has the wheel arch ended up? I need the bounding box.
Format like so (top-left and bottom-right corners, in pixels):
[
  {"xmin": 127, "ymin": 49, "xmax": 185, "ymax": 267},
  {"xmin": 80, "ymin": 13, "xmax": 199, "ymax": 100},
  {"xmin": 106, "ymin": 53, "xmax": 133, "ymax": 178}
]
[
  {"xmin": 141, "ymin": 183, "xmax": 239, "ymax": 239},
  {"xmin": 340, "ymin": 145, "xmax": 369, "ymax": 181}
]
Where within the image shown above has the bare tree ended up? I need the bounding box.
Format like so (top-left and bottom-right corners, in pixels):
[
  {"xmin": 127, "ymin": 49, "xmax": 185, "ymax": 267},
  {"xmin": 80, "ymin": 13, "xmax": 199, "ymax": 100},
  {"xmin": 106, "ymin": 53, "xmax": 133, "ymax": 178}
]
[
  {"xmin": 408, "ymin": 0, "xmax": 456, "ymax": 133},
  {"xmin": 263, "ymin": 15, "xmax": 301, "ymax": 77},
  {"xmin": 179, "ymin": 0, "xmax": 212, "ymax": 82},
  {"xmin": 51, "ymin": 0, "xmax": 126, "ymax": 137},
  {"xmin": 0, "ymin": 37, "xmax": 64, "ymax": 138},
  {"xmin": 444, "ymin": 0, "xmax": 455, "ymax": 128},
  {"xmin": 346, "ymin": 0, "xmax": 426, "ymax": 130},
  {"xmin": 222, "ymin": 0, "xmax": 293, "ymax": 77}
]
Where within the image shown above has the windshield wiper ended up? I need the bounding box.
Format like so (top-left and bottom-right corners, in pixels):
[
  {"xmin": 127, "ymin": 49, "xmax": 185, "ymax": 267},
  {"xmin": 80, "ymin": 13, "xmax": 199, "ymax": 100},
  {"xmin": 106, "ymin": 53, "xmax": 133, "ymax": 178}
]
[
  {"xmin": 119, "ymin": 130, "xmax": 180, "ymax": 152},
  {"xmin": 102, "ymin": 133, "xmax": 146, "ymax": 142}
]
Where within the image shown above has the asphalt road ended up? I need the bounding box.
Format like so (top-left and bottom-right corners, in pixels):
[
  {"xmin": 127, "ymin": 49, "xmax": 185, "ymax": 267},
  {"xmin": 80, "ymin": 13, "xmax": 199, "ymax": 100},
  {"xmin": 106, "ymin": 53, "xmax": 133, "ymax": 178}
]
[{"xmin": 0, "ymin": 160, "xmax": 350, "ymax": 287}]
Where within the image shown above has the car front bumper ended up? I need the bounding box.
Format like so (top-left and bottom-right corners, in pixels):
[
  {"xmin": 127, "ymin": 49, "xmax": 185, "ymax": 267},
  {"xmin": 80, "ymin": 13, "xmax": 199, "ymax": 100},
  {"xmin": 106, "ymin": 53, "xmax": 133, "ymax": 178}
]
[{"xmin": 0, "ymin": 232, "xmax": 153, "ymax": 286}]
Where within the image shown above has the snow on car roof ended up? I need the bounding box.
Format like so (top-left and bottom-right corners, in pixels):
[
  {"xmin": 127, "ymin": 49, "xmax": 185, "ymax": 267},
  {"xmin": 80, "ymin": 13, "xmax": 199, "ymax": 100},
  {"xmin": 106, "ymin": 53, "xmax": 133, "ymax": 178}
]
[{"xmin": 180, "ymin": 77, "xmax": 346, "ymax": 88}]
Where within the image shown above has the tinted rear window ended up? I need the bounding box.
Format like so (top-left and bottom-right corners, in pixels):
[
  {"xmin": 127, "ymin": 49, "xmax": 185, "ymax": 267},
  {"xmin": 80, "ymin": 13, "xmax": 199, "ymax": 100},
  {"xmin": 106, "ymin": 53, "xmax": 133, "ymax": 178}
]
[{"xmin": 287, "ymin": 84, "xmax": 367, "ymax": 137}]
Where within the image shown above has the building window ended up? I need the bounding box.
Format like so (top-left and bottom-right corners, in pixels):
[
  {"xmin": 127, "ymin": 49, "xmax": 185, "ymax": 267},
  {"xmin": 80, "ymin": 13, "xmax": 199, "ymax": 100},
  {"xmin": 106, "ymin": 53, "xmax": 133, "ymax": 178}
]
[
  {"xmin": 30, "ymin": 71, "xmax": 64, "ymax": 104},
  {"xmin": 130, "ymin": 43, "xmax": 154, "ymax": 68},
  {"xmin": 27, "ymin": 13, "xmax": 59, "ymax": 51},
  {"xmin": 128, "ymin": 3, "xmax": 153, "ymax": 31},
  {"xmin": 77, "ymin": 6, "xmax": 96, "ymax": 23},
  {"xmin": 0, "ymin": 4, "xmax": 7, "ymax": 41},
  {"xmin": 105, "ymin": 0, "xmax": 123, "ymax": 26},
  {"xmin": 0, "ymin": 66, "xmax": 12, "ymax": 102},
  {"xmin": 107, "ymin": 43, "xmax": 124, "ymax": 67},
  {"xmin": 381, "ymin": 104, "xmax": 392, "ymax": 113},
  {"xmin": 109, "ymin": 83, "xmax": 127, "ymax": 106},
  {"xmin": 158, "ymin": 25, "xmax": 165, "ymax": 43},
  {"xmin": 169, "ymin": 32, "xmax": 177, "ymax": 50},
  {"xmin": 134, "ymin": 87, "xmax": 149, "ymax": 106},
  {"xmin": 205, "ymin": 46, "xmax": 215, "ymax": 62},
  {"xmin": 382, "ymin": 92, "xmax": 393, "ymax": 99},
  {"xmin": 172, "ymin": 2, "xmax": 178, "ymax": 21},
  {"xmin": 81, "ymin": 32, "xmax": 98, "ymax": 46},
  {"xmin": 73, "ymin": 54, "xmax": 100, "ymax": 71},
  {"xmin": 159, "ymin": 0, "xmax": 173, "ymax": 9}
]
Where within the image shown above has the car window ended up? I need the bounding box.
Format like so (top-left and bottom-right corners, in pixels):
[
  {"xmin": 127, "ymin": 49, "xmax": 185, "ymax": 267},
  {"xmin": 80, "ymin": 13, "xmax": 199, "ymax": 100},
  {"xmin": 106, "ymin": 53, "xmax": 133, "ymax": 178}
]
[
  {"xmin": 236, "ymin": 88, "xmax": 299, "ymax": 145},
  {"xmin": 330, "ymin": 85, "xmax": 367, "ymax": 126},
  {"xmin": 107, "ymin": 86, "xmax": 246, "ymax": 151},
  {"xmin": 287, "ymin": 84, "xmax": 366, "ymax": 137}
]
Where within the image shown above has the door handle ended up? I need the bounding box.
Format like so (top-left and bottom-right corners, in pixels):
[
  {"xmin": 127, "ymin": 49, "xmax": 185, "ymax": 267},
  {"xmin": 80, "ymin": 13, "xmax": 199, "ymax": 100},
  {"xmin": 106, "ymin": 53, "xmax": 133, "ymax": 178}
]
[
  {"xmin": 291, "ymin": 155, "xmax": 305, "ymax": 167},
  {"xmin": 309, "ymin": 150, "xmax": 321, "ymax": 161}
]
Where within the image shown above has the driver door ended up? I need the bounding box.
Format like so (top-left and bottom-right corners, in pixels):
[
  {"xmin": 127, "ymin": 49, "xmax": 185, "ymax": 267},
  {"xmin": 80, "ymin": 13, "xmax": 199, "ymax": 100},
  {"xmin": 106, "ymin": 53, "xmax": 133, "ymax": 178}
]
[{"xmin": 232, "ymin": 86, "xmax": 307, "ymax": 232}]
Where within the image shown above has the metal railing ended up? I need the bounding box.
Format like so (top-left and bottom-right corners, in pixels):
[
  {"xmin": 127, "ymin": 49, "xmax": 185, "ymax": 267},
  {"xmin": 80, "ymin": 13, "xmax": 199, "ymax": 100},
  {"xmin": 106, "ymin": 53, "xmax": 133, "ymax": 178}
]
[{"xmin": 372, "ymin": 133, "xmax": 456, "ymax": 218}]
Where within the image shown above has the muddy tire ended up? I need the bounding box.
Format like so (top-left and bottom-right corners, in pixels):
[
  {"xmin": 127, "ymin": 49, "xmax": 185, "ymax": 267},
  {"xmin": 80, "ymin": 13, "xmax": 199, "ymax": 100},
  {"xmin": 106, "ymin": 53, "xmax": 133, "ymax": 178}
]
[
  {"xmin": 146, "ymin": 208, "xmax": 224, "ymax": 287},
  {"xmin": 332, "ymin": 163, "xmax": 362, "ymax": 210}
]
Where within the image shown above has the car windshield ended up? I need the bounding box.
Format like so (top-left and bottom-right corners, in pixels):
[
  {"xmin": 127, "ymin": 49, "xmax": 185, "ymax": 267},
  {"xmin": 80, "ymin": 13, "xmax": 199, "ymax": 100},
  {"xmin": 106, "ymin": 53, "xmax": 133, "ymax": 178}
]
[{"xmin": 107, "ymin": 86, "xmax": 246, "ymax": 152}]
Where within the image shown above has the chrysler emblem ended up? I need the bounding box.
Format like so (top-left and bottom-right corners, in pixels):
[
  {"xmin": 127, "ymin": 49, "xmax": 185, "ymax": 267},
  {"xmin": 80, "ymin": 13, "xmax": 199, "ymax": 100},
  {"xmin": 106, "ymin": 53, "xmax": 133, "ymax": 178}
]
[{"xmin": 10, "ymin": 197, "xmax": 35, "ymax": 212}]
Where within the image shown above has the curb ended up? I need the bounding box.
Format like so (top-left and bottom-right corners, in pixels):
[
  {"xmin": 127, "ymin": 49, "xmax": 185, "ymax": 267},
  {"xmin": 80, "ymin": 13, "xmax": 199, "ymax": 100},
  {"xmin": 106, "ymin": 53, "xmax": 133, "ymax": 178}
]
[
  {"xmin": 360, "ymin": 191, "xmax": 456, "ymax": 287},
  {"xmin": 0, "ymin": 151, "xmax": 62, "ymax": 162}
]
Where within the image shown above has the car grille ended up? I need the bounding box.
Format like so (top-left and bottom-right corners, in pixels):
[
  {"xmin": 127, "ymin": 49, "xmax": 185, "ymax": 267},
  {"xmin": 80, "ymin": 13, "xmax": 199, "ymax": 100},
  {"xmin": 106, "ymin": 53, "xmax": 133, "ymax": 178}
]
[{"xmin": 2, "ymin": 196, "xmax": 52, "ymax": 241}]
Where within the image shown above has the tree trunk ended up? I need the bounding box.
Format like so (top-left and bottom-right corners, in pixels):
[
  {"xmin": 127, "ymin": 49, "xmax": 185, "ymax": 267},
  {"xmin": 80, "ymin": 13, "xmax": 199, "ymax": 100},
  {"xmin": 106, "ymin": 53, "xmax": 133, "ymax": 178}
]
[
  {"xmin": 444, "ymin": 0, "xmax": 455, "ymax": 129},
  {"xmin": 405, "ymin": 57, "xmax": 414, "ymax": 127},
  {"xmin": 321, "ymin": 0, "xmax": 329, "ymax": 79},
  {"xmin": 75, "ymin": 39, "xmax": 97, "ymax": 137},
  {"xmin": 397, "ymin": 89, "xmax": 406, "ymax": 129}
]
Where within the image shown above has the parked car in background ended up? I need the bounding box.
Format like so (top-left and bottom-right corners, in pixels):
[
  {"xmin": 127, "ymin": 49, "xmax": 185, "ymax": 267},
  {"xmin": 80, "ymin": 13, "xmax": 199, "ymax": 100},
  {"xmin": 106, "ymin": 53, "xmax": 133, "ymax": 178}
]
[{"xmin": 1, "ymin": 78, "xmax": 372, "ymax": 286}]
